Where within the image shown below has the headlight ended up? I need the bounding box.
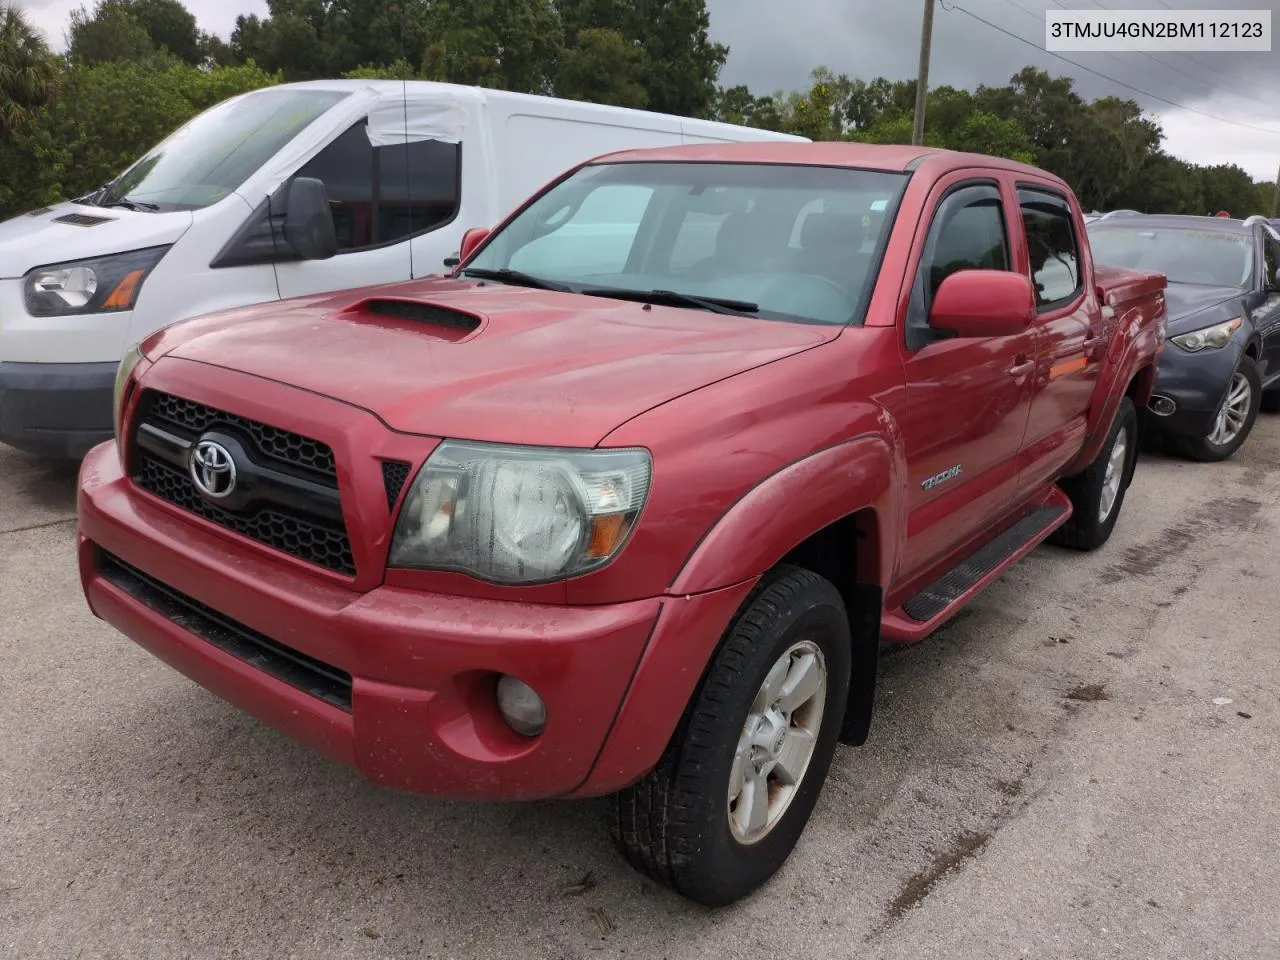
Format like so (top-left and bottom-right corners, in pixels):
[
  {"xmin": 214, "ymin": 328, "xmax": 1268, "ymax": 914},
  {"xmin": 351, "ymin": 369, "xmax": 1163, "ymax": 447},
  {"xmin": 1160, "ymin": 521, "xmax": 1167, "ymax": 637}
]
[
  {"xmin": 390, "ymin": 441, "xmax": 652, "ymax": 584},
  {"xmin": 23, "ymin": 245, "xmax": 170, "ymax": 317},
  {"xmin": 113, "ymin": 342, "xmax": 145, "ymax": 449},
  {"xmin": 1170, "ymin": 317, "xmax": 1241, "ymax": 353}
]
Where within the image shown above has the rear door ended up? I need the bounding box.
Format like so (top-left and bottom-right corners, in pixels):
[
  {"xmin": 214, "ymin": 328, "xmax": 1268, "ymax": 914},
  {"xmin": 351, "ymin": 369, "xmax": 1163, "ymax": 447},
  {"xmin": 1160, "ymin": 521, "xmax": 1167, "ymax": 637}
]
[
  {"xmin": 1013, "ymin": 184, "xmax": 1101, "ymax": 494},
  {"xmin": 894, "ymin": 174, "xmax": 1037, "ymax": 583}
]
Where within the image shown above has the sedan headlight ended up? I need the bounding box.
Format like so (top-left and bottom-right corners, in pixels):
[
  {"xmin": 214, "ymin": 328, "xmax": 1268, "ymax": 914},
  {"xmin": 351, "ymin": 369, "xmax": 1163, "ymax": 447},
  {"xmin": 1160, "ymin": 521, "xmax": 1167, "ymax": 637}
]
[
  {"xmin": 390, "ymin": 441, "xmax": 652, "ymax": 584},
  {"xmin": 1170, "ymin": 317, "xmax": 1241, "ymax": 353},
  {"xmin": 113, "ymin": 342, "xmax": 145, "ymax": 450},
  {"xmin": 23, "ymin": 245, "xmax": 170, "ymax": 317}
]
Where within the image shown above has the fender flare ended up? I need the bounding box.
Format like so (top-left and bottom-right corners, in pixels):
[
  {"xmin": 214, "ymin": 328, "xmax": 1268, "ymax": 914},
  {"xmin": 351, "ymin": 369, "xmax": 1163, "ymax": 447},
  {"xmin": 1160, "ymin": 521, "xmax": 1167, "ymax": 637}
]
[
  {"xmin": 1070, "ymin": 313, "xmax": 1157, "ymax": 474},
  {"xmin": 668, "ymin": 432, "xmax": 898, "ymax": 595}
]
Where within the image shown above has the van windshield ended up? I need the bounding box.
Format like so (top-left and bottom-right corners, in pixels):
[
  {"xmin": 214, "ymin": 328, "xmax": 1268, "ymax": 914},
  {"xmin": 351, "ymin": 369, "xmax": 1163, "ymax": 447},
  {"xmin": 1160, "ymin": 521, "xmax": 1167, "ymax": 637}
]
[
  {"xmin": 96, "ymin": 88, "xmax": 349, "ymax": 213},
  {"xmin": 463, "ymin": 161, "xmax": 908, "ymax": 326}
]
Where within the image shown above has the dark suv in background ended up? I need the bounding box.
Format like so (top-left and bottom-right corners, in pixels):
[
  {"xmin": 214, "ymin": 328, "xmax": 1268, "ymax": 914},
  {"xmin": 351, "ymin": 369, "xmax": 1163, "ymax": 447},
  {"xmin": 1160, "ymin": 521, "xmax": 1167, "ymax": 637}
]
[{"xmin": 1087, "ymin": 213, "xmax": 1280, "ymax": 461}]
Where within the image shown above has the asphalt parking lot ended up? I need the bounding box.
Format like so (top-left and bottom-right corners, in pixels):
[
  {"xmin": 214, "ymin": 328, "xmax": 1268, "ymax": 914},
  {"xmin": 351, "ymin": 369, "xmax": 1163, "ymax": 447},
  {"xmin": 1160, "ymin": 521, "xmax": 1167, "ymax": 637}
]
[{"xmin": 3, "ymin": 424, "xmax": 1279, "ymax": 960}]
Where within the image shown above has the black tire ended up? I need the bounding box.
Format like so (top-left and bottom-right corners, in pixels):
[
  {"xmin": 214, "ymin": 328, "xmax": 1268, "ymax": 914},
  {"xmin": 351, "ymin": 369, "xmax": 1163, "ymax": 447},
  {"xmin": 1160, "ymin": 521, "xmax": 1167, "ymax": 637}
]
[
  {"xmin": 1260, "ymin": 390, "xmax": 1280, "ymax": 414},
  {"xmin": 607, "ymin": 566, "xmax": 852, "ymax": 907},
  {"xmin": 1173, "ymin": 355, "xmax": 1262, "ymax": 462},
  {"xmin": 1051, "ymin": 396, "xmax": 1138, "ymax": 551}
]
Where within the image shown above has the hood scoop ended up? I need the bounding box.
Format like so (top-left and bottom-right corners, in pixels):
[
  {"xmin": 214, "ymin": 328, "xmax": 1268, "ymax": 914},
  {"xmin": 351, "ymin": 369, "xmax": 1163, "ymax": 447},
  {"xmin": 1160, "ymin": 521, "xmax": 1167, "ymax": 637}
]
[
  {"xmin": 54, "ymin": 212, "xmax": 116, "ymax": 227},
  {"xmin": 332, "ymin": 296, "xmax": 483, "ymax": 342}
]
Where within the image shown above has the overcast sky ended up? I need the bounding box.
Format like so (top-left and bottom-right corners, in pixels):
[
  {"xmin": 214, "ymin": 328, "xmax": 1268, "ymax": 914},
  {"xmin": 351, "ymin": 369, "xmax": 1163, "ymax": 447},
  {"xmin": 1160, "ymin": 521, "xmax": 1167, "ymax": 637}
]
[{"xmin": 16, "ymin": 0, "xmax": 1280, "ymax": 180}]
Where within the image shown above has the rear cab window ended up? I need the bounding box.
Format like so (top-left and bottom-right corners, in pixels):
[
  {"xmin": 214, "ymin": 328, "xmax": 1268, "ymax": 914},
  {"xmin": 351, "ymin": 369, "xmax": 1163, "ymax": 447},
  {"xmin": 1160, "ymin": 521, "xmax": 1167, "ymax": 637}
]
[{"xmin": 1018, "ymin": 187, "xmax": 1082, "ymax": 310}]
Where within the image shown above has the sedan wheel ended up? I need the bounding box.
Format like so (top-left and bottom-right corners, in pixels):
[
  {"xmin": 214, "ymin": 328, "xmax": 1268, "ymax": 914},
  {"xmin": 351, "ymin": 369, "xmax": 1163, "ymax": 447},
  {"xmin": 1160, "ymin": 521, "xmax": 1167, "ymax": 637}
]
[{"xmin": 1208, "ymin": 371, "xmax": 1252, "ymax": 447}]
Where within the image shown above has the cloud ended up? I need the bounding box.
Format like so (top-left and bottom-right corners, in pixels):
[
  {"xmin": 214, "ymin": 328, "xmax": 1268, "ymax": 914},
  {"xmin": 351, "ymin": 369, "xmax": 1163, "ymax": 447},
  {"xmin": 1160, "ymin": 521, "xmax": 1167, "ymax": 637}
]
[{"xmin": 15, "ymin": 0, "xmax": 1279, "ymax": 179}]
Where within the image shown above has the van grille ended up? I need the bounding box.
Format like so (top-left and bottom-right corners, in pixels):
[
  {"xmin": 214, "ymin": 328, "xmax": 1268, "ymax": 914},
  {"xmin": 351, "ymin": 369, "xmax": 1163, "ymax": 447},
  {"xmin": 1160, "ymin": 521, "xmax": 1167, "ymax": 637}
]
[{"xmin": 129, "ymin": 391, "xmax": 355, "ymax": 576}]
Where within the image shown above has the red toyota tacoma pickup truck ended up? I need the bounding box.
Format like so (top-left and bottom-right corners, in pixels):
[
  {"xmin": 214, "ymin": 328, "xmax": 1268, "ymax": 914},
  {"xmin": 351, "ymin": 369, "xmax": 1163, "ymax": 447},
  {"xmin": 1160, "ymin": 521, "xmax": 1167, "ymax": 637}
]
[{"xmin": 77, "ymin": 143, "xmax": 1165, "ymax": 907}]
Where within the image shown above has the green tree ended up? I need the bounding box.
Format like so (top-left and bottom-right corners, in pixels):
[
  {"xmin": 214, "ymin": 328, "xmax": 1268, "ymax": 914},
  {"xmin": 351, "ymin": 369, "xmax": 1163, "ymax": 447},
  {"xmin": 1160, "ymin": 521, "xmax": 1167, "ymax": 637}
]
[
  {"xmin": 421, "ymin": 0, "xmax": 562, "ymax": 94},
  {"xmin": 0, "ymin": 1, "xmax": 60, "ymax": 133},
  {"xmin": 124, "ymin": 0, "xmax": 200, "ymax": 62},
  {"xmin": 68, "ymin": 0, "xmax": 155, "ymax": 65},
  {"xmin": 557, "ymin": 27, "xmax": 648, "ymax": 108}
]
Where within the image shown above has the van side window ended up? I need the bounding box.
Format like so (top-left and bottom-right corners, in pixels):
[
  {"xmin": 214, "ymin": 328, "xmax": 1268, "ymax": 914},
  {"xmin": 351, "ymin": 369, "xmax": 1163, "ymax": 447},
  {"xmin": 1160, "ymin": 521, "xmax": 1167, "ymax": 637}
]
[
  {"xmin": 1018, "ymin": 188, "xmax": 1081, "ymax": 308},
  {"xmin": 295, "ymin": 122, "xmax": 461, "ymax": 253}
]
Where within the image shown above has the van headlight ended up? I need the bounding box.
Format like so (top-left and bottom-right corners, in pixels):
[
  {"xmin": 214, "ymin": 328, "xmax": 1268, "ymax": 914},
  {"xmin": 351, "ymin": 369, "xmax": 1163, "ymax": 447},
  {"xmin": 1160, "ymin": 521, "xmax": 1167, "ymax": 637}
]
[
  {"xmin": 23, "ymin": 245, "xmax": 170, "ymax": 317},
  {"xmin": 389, "ymin": 441, "xmax": 652, "ymax": 584},
  {"xmin": 1170, "ymin": 317, "xmax": 1241, "ymax": 352},
  {"xmin": 113, "ymin": 342, "xmax": 145, "ymax": 449}
]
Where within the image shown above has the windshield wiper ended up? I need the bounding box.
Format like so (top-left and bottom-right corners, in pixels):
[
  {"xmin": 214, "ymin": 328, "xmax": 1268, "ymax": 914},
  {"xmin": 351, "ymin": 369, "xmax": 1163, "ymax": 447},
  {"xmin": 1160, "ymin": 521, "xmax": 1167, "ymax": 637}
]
[
  {"xmin": 101, "ymin": 196, "xmax": 160, "ymax": 212},
  {"xmin": 581, "ymin": 286, "xmax": 760, "ymax": 316},
  {"xmin": 461, "ymin": 267, "xmax": 573, "ymax": 292}
]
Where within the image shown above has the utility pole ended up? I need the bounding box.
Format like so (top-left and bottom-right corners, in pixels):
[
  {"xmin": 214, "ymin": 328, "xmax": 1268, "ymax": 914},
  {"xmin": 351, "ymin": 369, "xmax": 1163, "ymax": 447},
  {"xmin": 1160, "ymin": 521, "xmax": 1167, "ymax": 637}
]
[{"xmin": 912, "ymin": 0, "xmax": 936, "ymax": 146}]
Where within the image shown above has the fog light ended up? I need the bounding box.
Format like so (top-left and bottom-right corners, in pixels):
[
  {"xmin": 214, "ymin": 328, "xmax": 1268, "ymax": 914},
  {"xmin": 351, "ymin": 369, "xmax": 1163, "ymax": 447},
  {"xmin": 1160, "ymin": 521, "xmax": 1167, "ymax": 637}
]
[
  {"xmin": 496, "ymin": 674, "xmax": 547, "ymax": 737},
  {"xmin": 1150, "ymin": 395, "xmax": 1176, "ymax": 417}
]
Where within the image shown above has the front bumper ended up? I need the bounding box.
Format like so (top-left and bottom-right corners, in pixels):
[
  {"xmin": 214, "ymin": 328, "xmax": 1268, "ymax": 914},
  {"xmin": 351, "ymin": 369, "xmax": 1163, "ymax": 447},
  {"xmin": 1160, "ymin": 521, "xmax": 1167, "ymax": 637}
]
[
  {"xmin": 0, "ymin": 360, "xmax": 116, "ymax": 458},
  {"xmin": 78, "ymin": 440, "xmax": 672, "ymax": 800},
  {"xmin": 1146, "ymin": 340, "xmax": 1241, "ymax": 439}
]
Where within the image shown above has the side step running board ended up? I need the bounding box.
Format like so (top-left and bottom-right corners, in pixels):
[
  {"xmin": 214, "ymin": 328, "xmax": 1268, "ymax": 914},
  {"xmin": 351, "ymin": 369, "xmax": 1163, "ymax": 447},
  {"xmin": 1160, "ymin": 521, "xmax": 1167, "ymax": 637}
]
[{"xmin": 882, "ymin": 493, "xmax": 1072, "ymax": 643}]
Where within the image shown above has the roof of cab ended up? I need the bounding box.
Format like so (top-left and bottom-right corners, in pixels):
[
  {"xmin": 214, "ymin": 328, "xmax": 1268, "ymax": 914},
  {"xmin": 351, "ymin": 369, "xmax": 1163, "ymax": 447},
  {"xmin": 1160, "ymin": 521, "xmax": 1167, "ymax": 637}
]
[{"xmin": 585, "ymin": 141, "xmax": 1065, "ymax": 179}]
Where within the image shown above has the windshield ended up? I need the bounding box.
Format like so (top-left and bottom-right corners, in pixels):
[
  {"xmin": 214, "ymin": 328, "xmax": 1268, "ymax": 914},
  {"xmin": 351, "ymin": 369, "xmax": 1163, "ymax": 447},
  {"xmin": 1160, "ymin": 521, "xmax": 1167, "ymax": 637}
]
[
  {"xmin": 464, "ymin": 161, "xmax": 909, "ymax": 325},
  {"xmin": 97, "ymin": 88, "xmax": 349, "ymax": 212},
  {"xmin": 1088, "ymin": 224, "xmax": 1254, "ymax": 288}
]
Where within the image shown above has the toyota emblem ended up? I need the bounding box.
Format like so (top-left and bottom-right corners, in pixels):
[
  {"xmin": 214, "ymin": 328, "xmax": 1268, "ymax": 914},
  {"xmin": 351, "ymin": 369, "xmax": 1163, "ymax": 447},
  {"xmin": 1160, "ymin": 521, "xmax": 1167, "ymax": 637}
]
[{"xmin": 189, "ymin": 439, "xmax": 237, "ymax": 499}]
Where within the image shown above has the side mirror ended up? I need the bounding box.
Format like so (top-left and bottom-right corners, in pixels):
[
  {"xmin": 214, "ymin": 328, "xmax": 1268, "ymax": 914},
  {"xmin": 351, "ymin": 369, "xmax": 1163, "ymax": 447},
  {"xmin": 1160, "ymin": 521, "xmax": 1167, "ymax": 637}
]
[
  {"xmin": 283, "ymin": 177, "xmax": 337, "ymax": 261},
  {"xmin": 929, "ymin": 269, "xmax": 1035, "ymax": 338},
  {"xmin": 458, "ymin": 227, "xmax": 491, "ymax": 265}
]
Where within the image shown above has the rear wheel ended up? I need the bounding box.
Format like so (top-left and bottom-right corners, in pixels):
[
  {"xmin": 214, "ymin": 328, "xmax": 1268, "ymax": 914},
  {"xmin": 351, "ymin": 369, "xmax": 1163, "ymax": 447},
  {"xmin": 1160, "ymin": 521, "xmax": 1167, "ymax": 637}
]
[
  {"xmin": 1174, "ymin": 357, "xmax": 1261, "ymax": 462},
  {"xmin": 607, "ymin": 566, "xmax": 851, "ymax": 907},
  {"xmin": 1051, "ymin": 396, "xmax": 1138, "ymax": 551}
]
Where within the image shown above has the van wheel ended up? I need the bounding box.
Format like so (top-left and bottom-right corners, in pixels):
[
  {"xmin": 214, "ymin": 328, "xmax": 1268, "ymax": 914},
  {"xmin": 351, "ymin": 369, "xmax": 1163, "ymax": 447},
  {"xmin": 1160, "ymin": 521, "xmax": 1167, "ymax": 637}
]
[
  {"xmin": 1051, "ymin": 397, "xmax": 1138, "ymax": 551},
  {"xmin": 607, "ymin": 566, "xmax": 851, "ymax": 907},
  {"xmin": 1175, "ymin": 357, "xmax": 1261, "ymax": 462}
]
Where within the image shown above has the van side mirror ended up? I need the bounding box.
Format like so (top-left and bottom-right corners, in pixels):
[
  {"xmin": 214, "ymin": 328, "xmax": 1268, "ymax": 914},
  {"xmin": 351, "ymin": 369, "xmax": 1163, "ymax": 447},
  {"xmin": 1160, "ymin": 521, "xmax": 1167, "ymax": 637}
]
[
  {"xmin": 929, "ymin": 270, "xmax": 1035, "ymax": 338},
  {"xmin": 283, "ymin": 177, "xmax": 337, "ymax": 261},
  {"xmin": 458, "ymin": 227, "xmax": 491, "ymax": 266}
]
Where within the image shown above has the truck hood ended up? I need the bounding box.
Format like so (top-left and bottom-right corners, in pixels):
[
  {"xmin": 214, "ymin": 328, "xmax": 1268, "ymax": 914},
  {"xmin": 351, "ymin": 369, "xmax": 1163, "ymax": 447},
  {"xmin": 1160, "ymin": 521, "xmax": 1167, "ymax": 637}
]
[
  {"xmin": 0, "ymin": 201, "xmax": 193, "ymax": 278},
  {"xmin": 1162, "ymin": 283, "xmax": 1243, "ymax": 335},
  {"xmin": 158, "ymin": 278, "xmax": 840, "ymax": 447}
]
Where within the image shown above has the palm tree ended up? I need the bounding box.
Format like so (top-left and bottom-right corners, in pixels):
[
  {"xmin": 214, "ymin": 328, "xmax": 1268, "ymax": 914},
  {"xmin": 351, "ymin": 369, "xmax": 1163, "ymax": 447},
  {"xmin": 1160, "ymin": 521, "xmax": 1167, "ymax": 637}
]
[{"xmin": 0, "ymin": 1, "xmax": 59, "ymax": 133}]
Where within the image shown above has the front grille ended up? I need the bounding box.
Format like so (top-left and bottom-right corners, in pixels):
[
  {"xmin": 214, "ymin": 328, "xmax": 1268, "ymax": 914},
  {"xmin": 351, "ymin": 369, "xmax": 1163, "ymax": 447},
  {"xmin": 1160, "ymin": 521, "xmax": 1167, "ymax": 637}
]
[
  {"xmin": 97, "ymin": 550, "xmax": 353, "ymax": 711},
  {"xmin": 130, "ymin": 391, "xmax": 355, "ymax": 576},
  {"xmin": 147, "ymin": 392, "xmax": 337, "ymax": 479},
  {"xmin": 381, "ymin": 460, "xmax": 412, "ymax": 511}
]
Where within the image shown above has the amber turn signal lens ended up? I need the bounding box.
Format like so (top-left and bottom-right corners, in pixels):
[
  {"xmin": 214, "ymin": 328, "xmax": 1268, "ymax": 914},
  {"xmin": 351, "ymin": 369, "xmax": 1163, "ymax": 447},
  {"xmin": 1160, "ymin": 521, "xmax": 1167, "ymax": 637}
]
[
  {"xmin": 585, "ymin": 514, "xmax": 629, "ymax": 559},
  {"xmin": 102, "ymin": 269, "xmax": 146, "ymax": 310}
]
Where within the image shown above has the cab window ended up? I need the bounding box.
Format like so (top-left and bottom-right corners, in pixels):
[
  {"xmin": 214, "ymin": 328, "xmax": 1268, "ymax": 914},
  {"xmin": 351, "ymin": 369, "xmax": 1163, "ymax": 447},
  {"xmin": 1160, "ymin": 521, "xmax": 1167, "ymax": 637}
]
[{"xmin": 1018, "ymin": 187, "xmax": 1081, "ymax": 308}]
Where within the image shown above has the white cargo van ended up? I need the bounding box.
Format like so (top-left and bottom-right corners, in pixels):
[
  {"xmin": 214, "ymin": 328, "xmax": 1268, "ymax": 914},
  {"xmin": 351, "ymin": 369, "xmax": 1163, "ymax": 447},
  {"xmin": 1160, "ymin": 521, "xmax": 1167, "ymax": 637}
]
[{"xmin": 0, "ymin": 79, "xmax": 806, "ymax": 458}]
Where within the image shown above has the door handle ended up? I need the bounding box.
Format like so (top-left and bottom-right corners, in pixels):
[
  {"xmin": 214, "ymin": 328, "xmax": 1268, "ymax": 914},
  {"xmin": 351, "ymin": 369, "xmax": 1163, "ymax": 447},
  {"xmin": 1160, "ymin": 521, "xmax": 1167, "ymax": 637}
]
[{"xmin": 1009, "ymin": 355, "xmax": 1035, "ymax": 376}]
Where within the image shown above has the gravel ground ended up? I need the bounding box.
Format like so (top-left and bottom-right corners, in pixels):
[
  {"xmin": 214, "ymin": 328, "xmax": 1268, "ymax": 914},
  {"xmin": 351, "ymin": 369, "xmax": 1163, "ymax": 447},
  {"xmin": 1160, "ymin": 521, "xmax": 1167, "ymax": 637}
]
[{"xmin": 2, "ymin": 423, "xmax": 1278, "ymax": 960}]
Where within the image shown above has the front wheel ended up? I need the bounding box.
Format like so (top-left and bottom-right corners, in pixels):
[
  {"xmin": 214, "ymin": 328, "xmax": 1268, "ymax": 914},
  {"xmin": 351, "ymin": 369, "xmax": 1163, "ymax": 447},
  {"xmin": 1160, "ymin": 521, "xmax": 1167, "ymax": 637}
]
[
  {"xmin": 607, "ymin": 566, "xmax": 851, "ymax": 907},
  {"xmin": 1175, "ymin": 357, "xmax": 1261, "ymax": 462}
]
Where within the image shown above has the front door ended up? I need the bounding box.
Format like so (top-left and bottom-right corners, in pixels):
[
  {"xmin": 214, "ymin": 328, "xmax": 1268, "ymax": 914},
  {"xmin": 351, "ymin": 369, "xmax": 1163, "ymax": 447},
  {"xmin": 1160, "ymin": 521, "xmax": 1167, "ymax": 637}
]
[
  {"xmin": 273, "ymin": 105, "xmax": 464, "ymax": 299},
  {"xmin": 894, "ymin": 177, "xmax": 1037, "ymax": 585}
]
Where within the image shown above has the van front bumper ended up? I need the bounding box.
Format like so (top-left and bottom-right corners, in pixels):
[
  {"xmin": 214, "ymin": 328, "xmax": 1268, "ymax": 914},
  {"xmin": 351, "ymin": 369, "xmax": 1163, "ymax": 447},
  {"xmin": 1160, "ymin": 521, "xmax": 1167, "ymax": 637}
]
[
  {"xmin": 0, "ymin": 361, "xmax": 117, "ymax": 458},
  {"xmin": 77, "ymin": 441, "xmax": 741, "ymax": 800}
]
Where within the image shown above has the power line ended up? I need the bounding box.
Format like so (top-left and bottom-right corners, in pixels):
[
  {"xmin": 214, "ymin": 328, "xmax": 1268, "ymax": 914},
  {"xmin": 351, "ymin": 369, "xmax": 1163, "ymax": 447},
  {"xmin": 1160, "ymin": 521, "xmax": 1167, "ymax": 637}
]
[
  {"xmin": 941, "ymin": 1, "xmax": 1280, "ymax": 136},
  {"xmin": 1085, "ymin": 0, "xmax": 1280, "ymax": 99}
]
